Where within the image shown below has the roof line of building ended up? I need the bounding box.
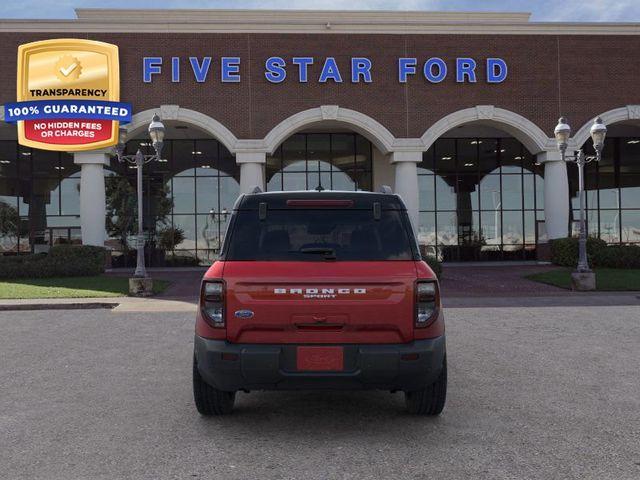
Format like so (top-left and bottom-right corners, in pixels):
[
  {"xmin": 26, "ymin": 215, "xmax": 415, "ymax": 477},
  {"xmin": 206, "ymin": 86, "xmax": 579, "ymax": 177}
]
[
  {"xmin": 73, "ymin": 8, "xmax": 533, "ymax": 23},
  {"xmin": 0, "ymin": 9, "xmax": 637, "ymax": 35}
]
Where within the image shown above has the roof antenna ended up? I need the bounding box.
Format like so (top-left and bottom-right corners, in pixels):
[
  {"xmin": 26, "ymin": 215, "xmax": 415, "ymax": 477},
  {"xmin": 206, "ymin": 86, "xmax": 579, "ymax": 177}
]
[
  {"xmin": 315, "ymin": 184, "xmax": 325, "ymax": 192},
  {"xmin": 250, "ymin": 186, "xmax": 262, "ymax": 194},
  {"xmin": 379, "ymin": 185, "xmax": 393, "ymax": 194}
]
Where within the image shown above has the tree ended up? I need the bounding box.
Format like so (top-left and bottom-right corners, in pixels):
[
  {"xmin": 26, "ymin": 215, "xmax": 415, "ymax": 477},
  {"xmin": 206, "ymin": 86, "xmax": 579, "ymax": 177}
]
[
  {"xmin": 105, "ymin": 176, "xmax": 173, "ymax": 252},
  {"xmin": 0, "ymin": 201, "xmax": 21, "ymax": 250}
]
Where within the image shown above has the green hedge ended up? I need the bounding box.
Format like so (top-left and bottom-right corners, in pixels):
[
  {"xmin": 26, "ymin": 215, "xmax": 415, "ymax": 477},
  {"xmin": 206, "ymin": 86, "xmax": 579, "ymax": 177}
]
[
  {"xmin": 593, "ymin": 245, "xmax": 640, "ymax": 268},
  {"xmin": 0, "ymin": 245, "xmax": 106, "ymax": 279},
  {"xmin": 550, "ymin": 237, "xmax": 640, "ymax": 268}
]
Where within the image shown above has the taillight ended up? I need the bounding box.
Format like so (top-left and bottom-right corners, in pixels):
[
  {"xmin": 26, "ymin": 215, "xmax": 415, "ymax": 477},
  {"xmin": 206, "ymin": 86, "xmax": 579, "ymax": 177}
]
[
  {"xmin": 415, "ymin": 280, "xmax": 439, "ymax": 328},
  {"xmin": 201, "ymin": 280, "xmax": 225, "ymax": 328}
]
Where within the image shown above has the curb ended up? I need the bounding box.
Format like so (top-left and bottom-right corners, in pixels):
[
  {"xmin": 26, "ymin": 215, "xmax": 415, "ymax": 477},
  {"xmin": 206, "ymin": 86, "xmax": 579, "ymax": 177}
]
[{"xmin": 0, "ymin": 302, "xmax": 119, "ymax": 311}]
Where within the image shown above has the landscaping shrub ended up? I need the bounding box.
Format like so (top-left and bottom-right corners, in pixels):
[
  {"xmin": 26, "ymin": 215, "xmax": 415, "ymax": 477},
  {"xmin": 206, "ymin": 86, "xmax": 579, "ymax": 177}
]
[
  {"xmin": 164, "ymin": 254, "xmax": 201, "ymax": 267},
  {"xmin": 592, "ymin": 244, "xmax": 640, "ymax": 269},
  {"xmin": 0, "ymin": 245, "xmax": 106, "ymax": 279},
  {"xmin": 550, "ymin": 237, "xmax": 640, "ymax": 268}
]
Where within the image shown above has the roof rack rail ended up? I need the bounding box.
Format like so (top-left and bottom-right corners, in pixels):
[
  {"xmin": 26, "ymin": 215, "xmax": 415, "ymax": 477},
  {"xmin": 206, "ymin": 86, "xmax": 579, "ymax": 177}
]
[{"xmin": 379, "ymin": 185, "xmax": 393, "ymax": 194}]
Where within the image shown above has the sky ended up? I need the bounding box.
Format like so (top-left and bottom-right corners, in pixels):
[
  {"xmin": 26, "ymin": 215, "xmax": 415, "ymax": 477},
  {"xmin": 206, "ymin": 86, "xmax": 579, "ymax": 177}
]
[{"xmin": 0, "ymin": 0, "xmax": 639, "ymax": 22}]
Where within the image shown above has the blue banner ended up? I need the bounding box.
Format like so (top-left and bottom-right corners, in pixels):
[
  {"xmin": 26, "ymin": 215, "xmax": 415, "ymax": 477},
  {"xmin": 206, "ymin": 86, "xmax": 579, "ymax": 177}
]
[{"xmin": 4, "ymin": 100, "xmax": 132, "ymax": 123}]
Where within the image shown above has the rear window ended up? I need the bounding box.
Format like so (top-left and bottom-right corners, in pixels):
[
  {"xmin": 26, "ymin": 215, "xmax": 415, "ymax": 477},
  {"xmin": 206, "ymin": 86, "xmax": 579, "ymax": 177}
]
[{"xmin": 224, "ymin": 209, "xmax": 417, "ymax": 261}]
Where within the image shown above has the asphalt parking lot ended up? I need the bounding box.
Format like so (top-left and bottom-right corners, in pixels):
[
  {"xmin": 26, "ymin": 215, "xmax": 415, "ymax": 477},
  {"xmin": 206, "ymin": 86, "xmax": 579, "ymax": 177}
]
[{"xmin": 1, "ymin": 304, "xmax": 639, "ymax": 480}]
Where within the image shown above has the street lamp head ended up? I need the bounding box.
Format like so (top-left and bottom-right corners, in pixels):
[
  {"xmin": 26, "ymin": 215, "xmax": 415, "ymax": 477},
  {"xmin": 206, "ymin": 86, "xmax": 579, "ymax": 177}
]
[
  {"xmin": 148, "ymin": 113, "xmax": 165, "ymax": 157},
  {"xmin": 554, "ymin": 117, "xmax": 571, "ymax": 154},
  {"xmin": 590, "ymin": 116, "xmax": 607, "ymax": 155}
]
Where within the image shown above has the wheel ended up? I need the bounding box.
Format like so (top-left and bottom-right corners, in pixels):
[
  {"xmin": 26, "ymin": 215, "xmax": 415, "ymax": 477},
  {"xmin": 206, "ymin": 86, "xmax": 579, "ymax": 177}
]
[
  {"xmin": 193, "ymin": 357, "xmax": 236, "ymax": 415},
  {"xmin": 404, "ymin": 356, "xmax": 447, "ymax": 415}
]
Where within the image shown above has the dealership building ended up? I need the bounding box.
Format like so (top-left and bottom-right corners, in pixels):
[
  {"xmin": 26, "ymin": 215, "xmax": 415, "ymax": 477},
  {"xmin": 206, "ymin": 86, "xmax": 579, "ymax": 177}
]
[{"xmin": 0, "ymin": 8, "xmax": 639, "ymax": 265}]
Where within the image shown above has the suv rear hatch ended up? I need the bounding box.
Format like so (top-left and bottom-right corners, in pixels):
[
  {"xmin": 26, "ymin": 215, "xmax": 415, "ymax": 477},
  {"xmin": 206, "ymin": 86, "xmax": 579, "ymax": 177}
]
[{"xmin": 218, "ymin": 192, "xmax": 422, "ymax": 344}]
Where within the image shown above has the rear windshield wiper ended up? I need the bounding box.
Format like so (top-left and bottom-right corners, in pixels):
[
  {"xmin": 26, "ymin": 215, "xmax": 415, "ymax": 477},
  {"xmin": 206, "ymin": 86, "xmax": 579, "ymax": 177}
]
[{"xmin": 293, "ymin": 247, "xmax": 337, "ymax": 260}]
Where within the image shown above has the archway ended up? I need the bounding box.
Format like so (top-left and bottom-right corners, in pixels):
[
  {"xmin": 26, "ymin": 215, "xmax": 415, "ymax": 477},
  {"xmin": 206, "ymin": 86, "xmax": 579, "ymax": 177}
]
[
  {"xmin": 417, "ymin": 112, "xmax": 550, "ymax": 261},
  {"xmin": 421, "ymin": 106, "xmax": 552, "ymax": 155},
  {"xmin": 109, "ymin": 109, "xmax": 241, "ymax": 267},
  {"xmin": 127, "ymin": 105, "xmax": 239, "ymax": 154},
  {"xmin": 262, "ymin": 106, "xmax": 398, "ymax": 195},
  {"xmin": 263, "ymin": 106, "xmax": 396, "ymax": 155},
  {"xmin": 569, "ymin": 106, "xmax": 640, "ymax": 245}
]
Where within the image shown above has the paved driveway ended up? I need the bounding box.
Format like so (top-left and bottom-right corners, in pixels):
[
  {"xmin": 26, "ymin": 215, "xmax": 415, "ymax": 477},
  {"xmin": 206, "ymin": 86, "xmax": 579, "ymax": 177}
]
[{"xmin": 1, "ymin": 305, "xmax": 639, "ymax": 480}]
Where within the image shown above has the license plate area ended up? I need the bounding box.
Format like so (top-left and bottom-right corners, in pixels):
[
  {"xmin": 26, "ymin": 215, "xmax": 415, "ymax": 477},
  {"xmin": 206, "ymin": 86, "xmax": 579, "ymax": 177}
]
[{"xmin": 296, "ymin": 346, "xmax": 344, "ymax": 371}]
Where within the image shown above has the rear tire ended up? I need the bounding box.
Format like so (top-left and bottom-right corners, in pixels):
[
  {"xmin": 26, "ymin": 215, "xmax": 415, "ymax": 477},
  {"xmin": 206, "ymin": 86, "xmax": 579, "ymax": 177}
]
[
  {"xmin": 193, "ymin": 357, "xmax": 236, "ymax": 415},
  {"xmin": 404, "ymin": 356, "xmax": 447, "ymax": 415}
]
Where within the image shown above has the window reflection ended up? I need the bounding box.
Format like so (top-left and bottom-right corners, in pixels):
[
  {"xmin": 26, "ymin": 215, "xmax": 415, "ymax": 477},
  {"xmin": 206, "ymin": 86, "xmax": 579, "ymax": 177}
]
[{"xmin": 419, "ymin": 137, "xmax": 543, "ymax": 261}]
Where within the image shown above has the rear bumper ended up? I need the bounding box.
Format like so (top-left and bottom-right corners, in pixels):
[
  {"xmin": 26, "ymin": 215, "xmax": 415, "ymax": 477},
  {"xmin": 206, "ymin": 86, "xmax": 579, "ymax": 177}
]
[{"xmin": 194, "ymin": 335, "xmax": 446, "ymax": 392}]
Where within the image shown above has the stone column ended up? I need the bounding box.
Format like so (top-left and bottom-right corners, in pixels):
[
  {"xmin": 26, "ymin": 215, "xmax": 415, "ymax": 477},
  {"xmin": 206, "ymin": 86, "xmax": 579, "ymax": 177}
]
[
  {"xmin": 391, "ymin": 150, "xmax": 421, "ymax": 229},
  {"xmin": 538, "ymin": 151, "xmax": 569, "ymax": 240},
  {"xmin": 74, "ymin": 150, "xmax": 110, "ymax": 246},
  {"xmin": 237, "ymin": 151, "xmax": 266, "ymax": 193}
]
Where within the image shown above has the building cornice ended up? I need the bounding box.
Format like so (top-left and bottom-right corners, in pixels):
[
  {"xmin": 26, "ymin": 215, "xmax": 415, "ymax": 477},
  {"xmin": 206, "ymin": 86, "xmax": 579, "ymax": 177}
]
[{"xmin": 0, "ymin": 9, "xmax": 638, "ymax": 35}]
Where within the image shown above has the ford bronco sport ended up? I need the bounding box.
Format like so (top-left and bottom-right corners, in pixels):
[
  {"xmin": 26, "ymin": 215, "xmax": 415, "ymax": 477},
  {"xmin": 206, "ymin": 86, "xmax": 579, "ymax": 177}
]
[{"xmin": 193, "ymin": 190, "xmax": 446, "ymax": 415}]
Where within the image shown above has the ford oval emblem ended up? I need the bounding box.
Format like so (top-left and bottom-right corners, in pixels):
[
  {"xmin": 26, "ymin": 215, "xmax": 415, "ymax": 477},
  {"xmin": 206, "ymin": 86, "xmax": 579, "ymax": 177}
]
[{"xmin": 234, "ymin": 310, "xmax": 254, "ymax": 319}]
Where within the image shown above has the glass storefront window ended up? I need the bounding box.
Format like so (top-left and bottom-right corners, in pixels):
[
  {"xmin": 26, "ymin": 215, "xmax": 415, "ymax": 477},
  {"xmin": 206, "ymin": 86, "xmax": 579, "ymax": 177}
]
[
  {"xmin": 621, "ymin": 210, "xmax": 640, "ymax": 243},
  {"xmin": 418, "ymin": 174, "xmax": 435, "ymax": 211},
  {"xmin": 568, "ymin": 136, "xmax": 640, "ymax": 244},
  {"xmin": 479, "ymin": 175, "xmax": 501, "ymax": 211},
  {"xmin": 501, "ymin": 175, "xmax": 523, "ymax": 210},
  {"xmin": 599, "ymin": 210, "xmax": 620, "ymax": 243},
  {"xmin": 620, "ymin": 174, "xmax": 640, "ymax": 209},
  {"xmin": 435, "ymin": 175, "xmax": 456, "ymax": 211},
  {"xmin": 436, "ymin": 211, "xmax": 457, "ymax": 246},
  {"xmin": 266, "ymin": 133, "xmax": 372, "ymax": 193},
  {"xmin": 60, "ymin": 175, "xmax": 80, "ymax": 216},
  {"xmin": 422, "ymin": 136, "xmax": 545, "ymax": 260}
]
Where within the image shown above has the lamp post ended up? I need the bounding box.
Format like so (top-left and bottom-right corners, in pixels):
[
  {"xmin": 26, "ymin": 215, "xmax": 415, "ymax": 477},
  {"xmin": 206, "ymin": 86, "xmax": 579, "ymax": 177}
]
[
  {"xmin": 113, "ymin": 114, "xmax": 165, "ymax": 294},
  {"xmin": 553, "ymin": 116, "xmax": 607, "ymax": 289}
]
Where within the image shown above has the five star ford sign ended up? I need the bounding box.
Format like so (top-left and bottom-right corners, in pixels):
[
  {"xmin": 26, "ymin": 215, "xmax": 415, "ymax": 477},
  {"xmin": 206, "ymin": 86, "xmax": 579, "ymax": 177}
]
[{"xmin": 4, "ymin": 39, "xmax": 132, "ymax": 151}]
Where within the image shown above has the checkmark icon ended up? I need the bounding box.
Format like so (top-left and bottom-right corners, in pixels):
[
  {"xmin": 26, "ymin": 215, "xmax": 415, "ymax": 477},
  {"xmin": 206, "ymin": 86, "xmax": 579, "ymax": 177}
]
[
  {"xmin": 54, "ymin": 55, "xmax": 82, "ymax": 82},
  {"xmin": 59, "ymin": 62, "xmax": 78, "ymax": 77}
]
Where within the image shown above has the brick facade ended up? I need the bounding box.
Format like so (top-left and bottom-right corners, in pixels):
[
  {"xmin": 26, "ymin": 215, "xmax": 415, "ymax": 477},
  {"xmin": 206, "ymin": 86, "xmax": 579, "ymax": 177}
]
[{"xmin": 1, "ymin": 31, "xmax": 638, "ymax": 141}]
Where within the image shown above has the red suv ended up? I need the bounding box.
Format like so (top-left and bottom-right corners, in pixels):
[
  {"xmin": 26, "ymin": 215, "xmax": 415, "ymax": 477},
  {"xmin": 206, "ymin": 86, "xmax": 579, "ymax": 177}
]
[{"xmin": 193, "ymin": 190, "xmax": 446, "ymax": 415}]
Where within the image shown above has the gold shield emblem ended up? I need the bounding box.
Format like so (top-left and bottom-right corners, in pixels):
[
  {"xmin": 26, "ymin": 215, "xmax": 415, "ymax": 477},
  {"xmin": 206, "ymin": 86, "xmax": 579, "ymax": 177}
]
[{"xmin": 16, "ymin": 38, "xmax": 121, "ymax": 151}]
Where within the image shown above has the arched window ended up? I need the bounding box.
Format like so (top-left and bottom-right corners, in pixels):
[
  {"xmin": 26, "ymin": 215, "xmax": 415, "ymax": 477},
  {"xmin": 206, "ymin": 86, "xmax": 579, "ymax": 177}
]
[
  {"xmin": 418, "ymin": 136, "xmax": 544, "ymax": 261},
  {"xmin": 267, "ymin": 133, "xmax": 372, "ymax": 192}
]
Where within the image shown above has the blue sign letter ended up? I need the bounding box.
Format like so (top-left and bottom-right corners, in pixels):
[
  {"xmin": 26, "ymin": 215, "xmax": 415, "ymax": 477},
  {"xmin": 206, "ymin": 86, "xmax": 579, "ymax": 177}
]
[
  {"xmin": 292, "ymin": 57, "xmax": 314, "ymax": 82},
  {"xmin": 487, "ymin": 58, "xmax": 508, "ymax": 83},
  {"xmin": 171, "ymin": 57, "xmax": 180, "ymax": 83},
  {"xmin": 398, "ymin": 58, "xmax": 417, "ymax": 83},
  {"xmin": 143, "ymin": 57, "xmax": 162, "ymax": 83},
  {"xmin": 456, "ymin": 58, "xmax": 477, "ymax": 83},
  {"xmin": 189, "ymin": 57, "xmax": 211, "ymax": 83},
  {"xmin": 265, "ymin": 57, "xmax": 287, "ymax": 83},
  {"xmin": 424, "ymin": 58, "xmax": 447, "ymax": 83},
  {"xmin": 351, "ymin": 57, "xmax": 372, "ymax": 83},
  {"xmin": 319, "ymin": 57, "xmax": 343, "ymax": 83},
  {"xmin": 221, "ymin": 57, "xmax": 241, "ymax": 83}
]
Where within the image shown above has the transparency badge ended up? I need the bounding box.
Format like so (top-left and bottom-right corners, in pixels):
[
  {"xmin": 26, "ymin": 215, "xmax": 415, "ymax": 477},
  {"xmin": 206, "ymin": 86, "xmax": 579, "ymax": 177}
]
[{"xmin": 4, "ymin": 39, "xmax": 132, "ymax": 151}]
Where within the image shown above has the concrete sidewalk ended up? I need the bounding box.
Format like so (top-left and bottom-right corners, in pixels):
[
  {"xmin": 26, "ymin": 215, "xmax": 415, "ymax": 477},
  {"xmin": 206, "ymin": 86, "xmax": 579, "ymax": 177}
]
[
  {"xmin": 1, "ymin": 264, "xmax": 638, "ymax": 311},
  {"xmin": 0, "ymin": 295, "xmax": 197, "ymax": 312}
]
